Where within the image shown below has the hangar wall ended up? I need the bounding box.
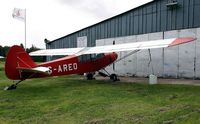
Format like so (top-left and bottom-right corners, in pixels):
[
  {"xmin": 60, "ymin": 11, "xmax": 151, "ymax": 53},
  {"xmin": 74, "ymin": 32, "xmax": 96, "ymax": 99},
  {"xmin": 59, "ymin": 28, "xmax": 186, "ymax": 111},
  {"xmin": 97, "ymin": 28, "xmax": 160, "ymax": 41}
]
[
  {"xmin": 46, "ymin": 0, "xmax": 200, "ymax": 78},
  {"xmin": 96, "ymin": 28, "xmax": 200, "ymax": 79}
]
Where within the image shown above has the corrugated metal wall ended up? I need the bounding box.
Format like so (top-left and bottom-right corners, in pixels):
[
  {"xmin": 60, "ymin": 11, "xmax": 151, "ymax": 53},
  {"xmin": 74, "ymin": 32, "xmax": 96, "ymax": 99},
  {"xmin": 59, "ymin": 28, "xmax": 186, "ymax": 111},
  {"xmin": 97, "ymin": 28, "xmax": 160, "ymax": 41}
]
[{"xmin": 47, "ymin": 0, "xmax": 200, "ymax": 49}]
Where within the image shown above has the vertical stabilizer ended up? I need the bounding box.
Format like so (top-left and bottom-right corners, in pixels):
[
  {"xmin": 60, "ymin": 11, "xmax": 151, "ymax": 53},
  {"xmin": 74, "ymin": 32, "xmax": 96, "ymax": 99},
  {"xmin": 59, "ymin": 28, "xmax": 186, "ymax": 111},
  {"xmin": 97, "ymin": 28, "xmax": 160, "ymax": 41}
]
[{"xmin": 5, "ymin": 45, "xmax": 36, "ymax": 80}]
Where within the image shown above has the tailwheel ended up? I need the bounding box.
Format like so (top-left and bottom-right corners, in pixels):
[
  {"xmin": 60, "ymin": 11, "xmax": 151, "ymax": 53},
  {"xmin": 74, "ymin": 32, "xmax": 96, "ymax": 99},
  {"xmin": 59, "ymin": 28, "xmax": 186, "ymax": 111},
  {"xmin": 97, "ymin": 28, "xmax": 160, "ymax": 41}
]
[
  {"xmin": 4, "ymin": 84, "xmax": 17, "ymax": 90},
  {"xmin": 4, "ymin": 80, "xmax": 24, "ymax": 90},
  {"xmin": 110, "ymin": 74, "xmax": 120, "ymax": 82}
]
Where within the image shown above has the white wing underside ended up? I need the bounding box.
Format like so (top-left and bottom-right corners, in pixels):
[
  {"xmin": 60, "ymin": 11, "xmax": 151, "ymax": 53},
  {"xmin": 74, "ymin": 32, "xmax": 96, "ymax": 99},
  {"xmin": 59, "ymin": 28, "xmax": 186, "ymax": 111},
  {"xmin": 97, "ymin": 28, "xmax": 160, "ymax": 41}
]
[{"xmin": 30, "ymin": 37, "xmax": 195, "ymax": 56}]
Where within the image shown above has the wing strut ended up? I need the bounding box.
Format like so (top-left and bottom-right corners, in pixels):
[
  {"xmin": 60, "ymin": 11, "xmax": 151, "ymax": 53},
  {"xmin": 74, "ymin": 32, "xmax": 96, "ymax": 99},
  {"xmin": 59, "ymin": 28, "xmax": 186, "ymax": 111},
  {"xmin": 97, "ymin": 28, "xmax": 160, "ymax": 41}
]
[
  {"xmin": 148, "ymin": 49, "xmax": 155, "ymax": 75},
  {"xmin": 113, "ymin": 50, "xmax": 140, "ymax": 64}
]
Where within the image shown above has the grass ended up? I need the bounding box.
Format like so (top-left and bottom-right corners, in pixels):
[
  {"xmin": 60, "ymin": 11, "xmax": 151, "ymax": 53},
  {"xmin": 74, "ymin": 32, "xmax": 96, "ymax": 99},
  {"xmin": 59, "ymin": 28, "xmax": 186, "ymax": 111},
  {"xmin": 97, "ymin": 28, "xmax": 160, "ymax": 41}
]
[{"xmin": 0, "ymin": 61, "xmax": 200, "ymax": 124}]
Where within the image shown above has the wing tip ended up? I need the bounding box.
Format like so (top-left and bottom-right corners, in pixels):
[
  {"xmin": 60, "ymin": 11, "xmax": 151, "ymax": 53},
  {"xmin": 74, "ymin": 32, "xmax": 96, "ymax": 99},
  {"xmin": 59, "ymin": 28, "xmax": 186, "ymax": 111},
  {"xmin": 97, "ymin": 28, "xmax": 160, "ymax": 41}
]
[{"xmin": 169, "ymin": 37, "xmax": 196, "ymax": 47}]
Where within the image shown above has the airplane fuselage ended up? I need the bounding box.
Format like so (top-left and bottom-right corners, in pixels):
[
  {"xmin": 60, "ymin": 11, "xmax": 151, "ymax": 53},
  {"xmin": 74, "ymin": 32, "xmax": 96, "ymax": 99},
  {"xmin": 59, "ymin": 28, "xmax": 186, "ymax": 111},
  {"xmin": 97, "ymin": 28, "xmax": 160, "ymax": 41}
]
[
  {"xmin": 5, "ymin": 45, "xmax": 118, "ymax": 80},
  {"xmin": 34, "ymin": 52, "xmax": 118, "ymax": 78}
]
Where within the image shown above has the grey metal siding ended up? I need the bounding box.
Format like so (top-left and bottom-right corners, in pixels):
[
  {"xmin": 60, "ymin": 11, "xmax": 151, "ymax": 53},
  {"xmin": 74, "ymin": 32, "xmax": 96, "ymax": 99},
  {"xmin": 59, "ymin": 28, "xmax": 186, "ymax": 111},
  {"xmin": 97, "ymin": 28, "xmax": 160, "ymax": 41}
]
[
  {"xmin": 134, "ymin": 10, "xmax": 139, "ymax": 34},
  {"xmin": 176, "ymin": 0, "xmax": 184, "ymax": 29},
  {"xmin": 138, "ymin": 9, "xmax": 143, "ymax": 34},
  {"xmin": 156, "ymin": 1, "xmax": 161, "ymax": 31},
  {"xmin": 152, "ymin": 3, "xmax": 157, "ymax": 32},
  {"xmin": 142, "ymin": 8, "xmax": 147, "ymax": 34},
  {"xmin": 122, "ymin": 15, "xmax": 127, "ymax": 36},
  {"xmin": 48, "ymin": 0, "xmax": 200, "ymax": 48},
  {"xmin": 130, "ymin": 12, "xmax": 134, "ymax": 35},
  {"xmin": 194, "ymin": 2, "xmax": 200, "ymax": 27},
  {"xmin": 189, "ymin": 0, "xmax": 194, "ymax": 28}
]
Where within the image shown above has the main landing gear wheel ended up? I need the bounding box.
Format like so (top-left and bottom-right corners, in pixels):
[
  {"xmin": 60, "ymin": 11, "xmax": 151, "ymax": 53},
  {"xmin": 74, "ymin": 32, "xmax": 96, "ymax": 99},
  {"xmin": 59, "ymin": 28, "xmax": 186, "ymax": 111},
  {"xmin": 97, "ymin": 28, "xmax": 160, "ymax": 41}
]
[
  {"xmin": 110, "ymin": 74, "xmax": 120, "ymax": 82},
  {"xmin": 86, "ymin": 72, "xmax": 95, "ymax": 80},
  {"xmin": 99, "ymin": 69, "xmax": 120, "ymax": 82}
]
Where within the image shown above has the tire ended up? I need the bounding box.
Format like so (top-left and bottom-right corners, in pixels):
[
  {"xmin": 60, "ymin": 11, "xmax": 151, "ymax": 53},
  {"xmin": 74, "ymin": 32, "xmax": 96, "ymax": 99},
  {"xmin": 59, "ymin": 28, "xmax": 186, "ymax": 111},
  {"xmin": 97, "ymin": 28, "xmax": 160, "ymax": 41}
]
[
  {"xmin": 86, "ymin": 73, "xmax": 94, "ymax": 80},
  {"xmin": 110, "ymin": 74, "xmax": 118, "ymax": 82}
]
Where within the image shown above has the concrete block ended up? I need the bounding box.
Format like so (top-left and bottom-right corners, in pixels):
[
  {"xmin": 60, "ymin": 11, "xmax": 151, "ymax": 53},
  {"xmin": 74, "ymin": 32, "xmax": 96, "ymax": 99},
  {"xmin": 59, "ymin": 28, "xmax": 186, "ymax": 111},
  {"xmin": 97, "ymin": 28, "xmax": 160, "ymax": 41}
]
[
  {"xmin": 178, "ymin": 29, "xmax": 196, "ymax": 38},
  {"xmin": 136, "ymin": 49, "xmax": 150, "ymax": 77},
  {"xmin": 148, "ymin": 32, "xmax": 164, "ymax": 77},
  {"xmin": 148, "ymin": 48, "xmax": 164, "ymax": 77},
  {"xmin": 178, "ymin": 42, "xmax": 195, "ymax": 78},
  {"xmin": 137, "ymin": 34, "xmax": 149, "ymax": 42},
  {"xmin": 95, "ymin": 28, "xmax": 200, "ymax": 79},
  {"xmin": 163, "ymin": 47, "xmax": 178, "ymax": 78},
  {"xmin": 104, "ymin": 38, "xmax": 114, "ymax": 45},
  {"xmin": 149, "ymin": 32, "xmax": 163, "ymax": 40},
  {"xmin": 163, "ymin": 30, "xmax": 179, "ymax": 78},
  {"xmin": 118, "ymin": 36, "xmax": 137, "ymax": 76},
  {"xmin": 195, "ymin": 28, "xmax": 200, "ymax": 78},
  {"xmin": 124, "ymin": 35, "xmax": 137, "ymax": 43},
  {"xmin": 149, "ymin": 74, "xmax": 158, "ymax": 84},
  {"xmin": 136, "ymin": 34, "xmax": 149, "ymax": 77},
  {"xmin": 96, "ymin": 39, "xmax": 105, "ymax": 46},
  {"xmin": 164, "ymin": 30, "xmax": 178, "ymax": 39},
  {"xmin": 114, "ymin": 37, "xmax": 125, "ymax": 44},
  {"xmin": 178, "ymin": 29, "xmax": 196, "ymax": 78}
]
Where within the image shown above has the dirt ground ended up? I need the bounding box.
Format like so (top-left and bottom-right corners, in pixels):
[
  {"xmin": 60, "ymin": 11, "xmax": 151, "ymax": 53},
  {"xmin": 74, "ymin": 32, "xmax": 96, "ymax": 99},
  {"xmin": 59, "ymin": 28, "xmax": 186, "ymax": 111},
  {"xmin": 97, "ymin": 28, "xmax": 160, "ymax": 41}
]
[{"xmin": 95, "ymin": 76, "xmax": 200, "ymax": 86}]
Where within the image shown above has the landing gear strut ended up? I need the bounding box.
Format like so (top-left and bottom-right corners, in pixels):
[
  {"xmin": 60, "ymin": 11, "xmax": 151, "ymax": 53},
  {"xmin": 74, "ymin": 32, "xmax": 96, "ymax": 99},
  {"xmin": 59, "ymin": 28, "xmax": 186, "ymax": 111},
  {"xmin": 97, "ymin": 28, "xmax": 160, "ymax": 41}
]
[
  {"xmin": 99, "ymin": 69, "xmax": 120, "ymax": 82},
  {"xmin": 4, "ymin": 72, "xmax": 37, "ymax": 90}
]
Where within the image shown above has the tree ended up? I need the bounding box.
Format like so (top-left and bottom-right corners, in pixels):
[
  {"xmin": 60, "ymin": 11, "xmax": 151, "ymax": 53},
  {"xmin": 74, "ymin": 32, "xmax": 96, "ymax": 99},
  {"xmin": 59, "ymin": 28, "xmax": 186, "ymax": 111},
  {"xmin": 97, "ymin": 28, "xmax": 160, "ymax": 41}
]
[
  {"xmin": 20, "ymin": 43, "xmax": 25, "ymax": 50},
  {"xmin": 0, "ymin": 45, "xmax": 3, "ymax": 56},
  {"xmin": 2, "ymin": 46, "xmax": 10, "ymax": 57},
  {"xmin": 26, "ymin": 44, "xmax": 40, "ymax": 53}
]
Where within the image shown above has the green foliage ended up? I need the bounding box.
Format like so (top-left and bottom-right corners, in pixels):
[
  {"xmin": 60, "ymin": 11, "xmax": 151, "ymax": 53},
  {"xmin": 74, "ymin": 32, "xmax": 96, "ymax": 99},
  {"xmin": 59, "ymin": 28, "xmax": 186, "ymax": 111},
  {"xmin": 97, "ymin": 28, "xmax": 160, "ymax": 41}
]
[
  {"xmin": 26, "ymin": 44, "xmax": 45, "ymax": 62},
  {"xmin": 0, "ymin": 45, "xmax": 10, "ymax": 57},
  {"xmin": 0, "ymin": 44, "xmax": 45, "ymax": 62},
  {"xmin": 0, "ymin": 44, "xmax": 41, "ymax": 57},
  {"xmin": 26, "ymin": 44, "xmax": 40, "ymax": 53},
  {"xmin": 0, "ymin": 62, "xmax": 200, "ymax": 123}
]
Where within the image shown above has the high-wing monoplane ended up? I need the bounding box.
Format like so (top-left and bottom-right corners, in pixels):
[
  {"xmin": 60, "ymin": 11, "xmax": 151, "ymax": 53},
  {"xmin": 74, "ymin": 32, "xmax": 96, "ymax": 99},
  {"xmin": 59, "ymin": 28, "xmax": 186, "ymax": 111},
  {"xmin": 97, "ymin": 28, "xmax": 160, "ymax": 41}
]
[{"xmin": 4, "ymin": 37, "xmax": 196, "ymax": 90}]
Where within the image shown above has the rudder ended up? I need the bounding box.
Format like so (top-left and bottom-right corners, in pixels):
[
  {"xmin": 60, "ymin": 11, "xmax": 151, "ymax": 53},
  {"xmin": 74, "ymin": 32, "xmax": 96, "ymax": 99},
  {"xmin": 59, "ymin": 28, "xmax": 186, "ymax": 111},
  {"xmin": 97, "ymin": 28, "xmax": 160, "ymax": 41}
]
[{"xmin": 5, "ymin": 45, "xmax": 37, "ymax": 80}]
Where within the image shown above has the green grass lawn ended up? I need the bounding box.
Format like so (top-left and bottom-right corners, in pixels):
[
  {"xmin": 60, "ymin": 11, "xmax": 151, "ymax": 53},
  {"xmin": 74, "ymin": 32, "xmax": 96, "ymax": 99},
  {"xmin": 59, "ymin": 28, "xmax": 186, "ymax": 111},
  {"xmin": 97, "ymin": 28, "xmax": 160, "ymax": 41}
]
[{"xmin": 0, "ymin": 61, "xmax": 200, "ymax": 124}]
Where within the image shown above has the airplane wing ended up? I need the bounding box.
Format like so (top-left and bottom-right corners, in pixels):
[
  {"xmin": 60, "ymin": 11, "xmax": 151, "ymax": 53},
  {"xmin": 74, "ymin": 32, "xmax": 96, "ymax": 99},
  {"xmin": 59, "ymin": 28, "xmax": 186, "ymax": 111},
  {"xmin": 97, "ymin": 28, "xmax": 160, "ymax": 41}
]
[
  {"xmin": 17, "ymin": 67, "xmax": 50, "ymax": 75},
  {"xmin": 29, "ymin": 47, "xmax": 83, "ymax": 56},
  {"xmin": 30, "ymin": 37, "xmax": 196, "ymax": 56}
]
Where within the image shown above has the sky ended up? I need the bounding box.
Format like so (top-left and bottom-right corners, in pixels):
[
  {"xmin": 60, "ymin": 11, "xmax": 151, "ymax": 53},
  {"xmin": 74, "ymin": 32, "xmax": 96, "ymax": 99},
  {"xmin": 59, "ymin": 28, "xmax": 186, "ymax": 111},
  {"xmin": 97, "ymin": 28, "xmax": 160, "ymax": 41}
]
[{"xmin": 0, "ymin": 0, "xmax": 152, "ymax": 49}]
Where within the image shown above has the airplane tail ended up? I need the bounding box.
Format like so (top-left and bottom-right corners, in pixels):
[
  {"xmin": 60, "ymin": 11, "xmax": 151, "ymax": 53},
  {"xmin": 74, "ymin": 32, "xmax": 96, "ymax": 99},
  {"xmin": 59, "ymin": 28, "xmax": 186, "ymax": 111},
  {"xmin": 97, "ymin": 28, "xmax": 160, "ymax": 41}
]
[{"xmin": 5, "ymin": 45, "xmax": 37, "ymax": 80}]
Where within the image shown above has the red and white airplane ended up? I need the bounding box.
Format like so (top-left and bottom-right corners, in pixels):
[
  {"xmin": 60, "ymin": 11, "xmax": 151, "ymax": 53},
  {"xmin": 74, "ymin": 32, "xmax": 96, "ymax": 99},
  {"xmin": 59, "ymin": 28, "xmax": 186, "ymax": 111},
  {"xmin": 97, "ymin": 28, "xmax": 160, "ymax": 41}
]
[{"xmin": 4, "ymin": 37, "xmax": 196, "ymax": 90}]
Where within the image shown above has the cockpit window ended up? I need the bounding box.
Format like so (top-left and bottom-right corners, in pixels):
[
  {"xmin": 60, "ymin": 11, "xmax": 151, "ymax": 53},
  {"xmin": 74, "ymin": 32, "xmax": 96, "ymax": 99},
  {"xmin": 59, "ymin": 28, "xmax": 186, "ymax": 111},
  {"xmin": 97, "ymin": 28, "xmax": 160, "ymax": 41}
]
[
  {"xmin": 78, "ymin": 53, "xmax": 104, "ymax": 63},
  {"xmin": 96, "ymin": 53, "xmax": 104, "ymax": 59}
]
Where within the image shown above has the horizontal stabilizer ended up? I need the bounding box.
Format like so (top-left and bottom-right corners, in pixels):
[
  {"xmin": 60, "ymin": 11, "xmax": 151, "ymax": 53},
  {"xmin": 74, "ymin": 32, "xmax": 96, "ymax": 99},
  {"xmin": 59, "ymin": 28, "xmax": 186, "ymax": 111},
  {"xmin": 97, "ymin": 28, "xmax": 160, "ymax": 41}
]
[
  {"xmin": 17, "ymin": 67, "xmax": 50, "ymax": 75},
  {"xmin": 30, "ymin": 37, "xmax": 196, "ymax": 56}
]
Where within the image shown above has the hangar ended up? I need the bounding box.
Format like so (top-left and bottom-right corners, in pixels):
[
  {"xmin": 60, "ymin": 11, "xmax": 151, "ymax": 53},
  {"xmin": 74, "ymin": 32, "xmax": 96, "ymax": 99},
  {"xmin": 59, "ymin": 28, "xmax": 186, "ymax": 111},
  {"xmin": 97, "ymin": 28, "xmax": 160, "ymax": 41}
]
[{"xmin": 45, "ymin": 0, "xmax": 200, "ymax": 79}]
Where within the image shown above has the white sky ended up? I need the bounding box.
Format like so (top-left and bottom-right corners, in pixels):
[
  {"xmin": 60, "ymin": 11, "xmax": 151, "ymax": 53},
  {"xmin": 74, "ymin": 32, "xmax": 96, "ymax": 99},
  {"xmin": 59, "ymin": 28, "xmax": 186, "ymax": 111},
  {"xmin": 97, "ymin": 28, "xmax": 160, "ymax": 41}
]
[{"xmin": 0, "ymin": 0, "xmax": 152, "ymax": 48}]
